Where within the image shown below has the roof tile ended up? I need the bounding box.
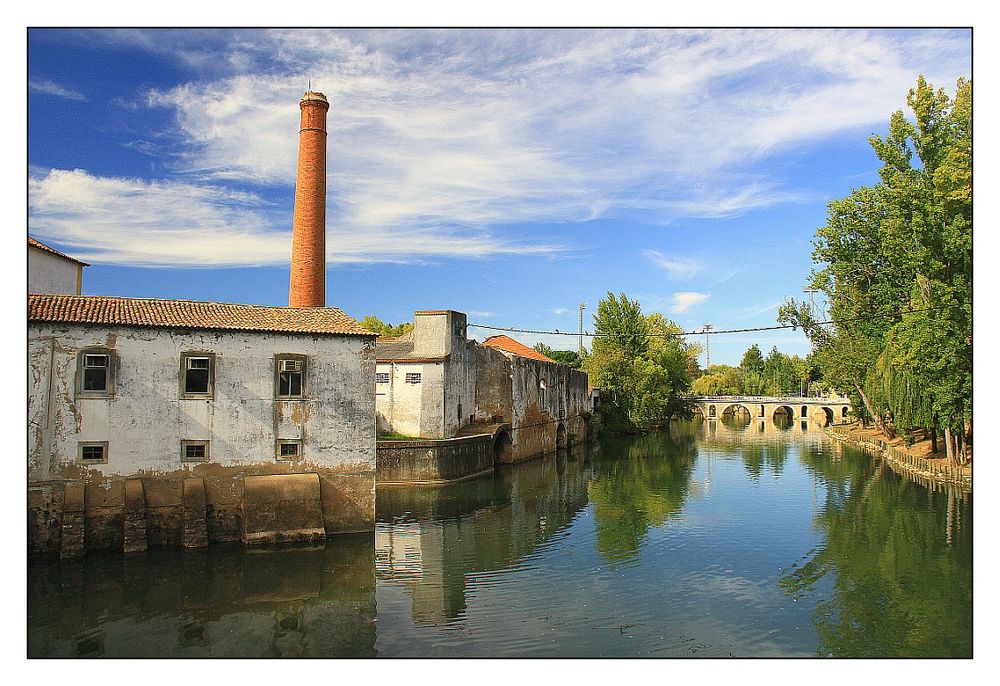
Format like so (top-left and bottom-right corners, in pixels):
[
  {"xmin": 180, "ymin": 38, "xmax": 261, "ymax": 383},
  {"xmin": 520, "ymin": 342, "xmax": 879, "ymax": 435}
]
[
  {"xmin": 482, "ymin": 335, "xmax": 556, "ymax": 363},
  {"xmin": 28, "ymin": 294, "xmax": 373, "ymax": 337}
]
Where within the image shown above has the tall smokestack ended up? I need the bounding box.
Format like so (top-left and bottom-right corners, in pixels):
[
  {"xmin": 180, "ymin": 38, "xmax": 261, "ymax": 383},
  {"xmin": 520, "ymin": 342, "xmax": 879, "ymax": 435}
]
[{"xmin": 289, "ymin": 91, "xmax": 330, "ymax": 308}]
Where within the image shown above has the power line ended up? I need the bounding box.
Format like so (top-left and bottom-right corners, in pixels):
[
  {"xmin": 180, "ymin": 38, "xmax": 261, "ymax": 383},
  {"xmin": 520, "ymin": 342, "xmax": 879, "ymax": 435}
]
[{"xmin": 468, "ymin": 305, "xmax": 947, "ymax": 339}]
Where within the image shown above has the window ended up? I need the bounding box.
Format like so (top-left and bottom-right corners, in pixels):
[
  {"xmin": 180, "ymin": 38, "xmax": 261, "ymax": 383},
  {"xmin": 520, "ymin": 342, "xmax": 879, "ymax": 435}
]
[
  {"xmin": 275, "ymin": 355, "xmax": 306, "ymax": 399},
  {"xmin": 539, "ymin": 379, "xmax": 547, "ymax": 406},
  {"xmin": 76, "ymin": 348, "xmax": 114, "ymax": 397},
  {"xmin": 77, "ymin": 441, "xmax": 108, "ymax": 464},
  {"xmin": 181, "ymin": 353, "xmax": 214, "ymax": 398},
  {"xmin": 375, "ymin": 372, "xmax": 390, "ymax": 384},
  {"xmin": 276, "ymin": 439, "xmax": 303, "ymax": 461},
  {"xmin": 405, "ymin": 373, "xmax": 421, "ymax": 384},
  {"xmin": 181, "ymin": 440, "xmax": 210, "ymax": 462}
]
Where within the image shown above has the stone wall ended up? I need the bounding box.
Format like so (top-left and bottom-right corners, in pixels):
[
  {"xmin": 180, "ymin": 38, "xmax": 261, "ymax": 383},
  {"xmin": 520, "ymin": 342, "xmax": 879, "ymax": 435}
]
[
  {"xmin": 376, "ymin": 434, "xmax": 495, "ymax": 485},
  {"xmin": 28, "ymin": 468, "xmax": 376, "ymax": 556}
]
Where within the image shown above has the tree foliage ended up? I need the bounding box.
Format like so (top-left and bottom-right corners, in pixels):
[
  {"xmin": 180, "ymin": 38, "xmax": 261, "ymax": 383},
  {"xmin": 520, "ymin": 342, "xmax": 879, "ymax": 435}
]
[
  {"xmin": 779, "ymin": 76, "xmax": 971, "ymax": 462},
  {"xmin": 584, "ymin": 292, "xmax": 699, "ymax": 432},
  {"xmin": 359, "ymin": 315, "xmax": 414, "ymax": 338},
  {"xmin": 532, "ymin": 343, "xmax": 583, "ymax": 368}
]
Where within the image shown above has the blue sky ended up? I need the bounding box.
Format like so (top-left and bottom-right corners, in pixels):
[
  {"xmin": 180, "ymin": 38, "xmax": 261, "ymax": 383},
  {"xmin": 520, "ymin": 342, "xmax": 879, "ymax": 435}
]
[{"xmin": 26, "ymin": 28, "xmax": 971, "ymax": 366}]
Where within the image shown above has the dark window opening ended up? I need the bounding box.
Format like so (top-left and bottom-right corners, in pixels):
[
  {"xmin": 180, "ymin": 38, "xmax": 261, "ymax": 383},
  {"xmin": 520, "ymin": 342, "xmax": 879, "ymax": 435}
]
[
  {"xmin": 277, "ymin": 440, "xmax": 303, "ymax": 460},
  {"xmin": 277, "ymin": 357, "xmax": 305, "ymax": 398},
  {"xmin": 182, "ymin": 440, "xmax": 209, "ymax": 462},
  {"xmin": 405, "ymin": 373, "xmax": 421, "ymax": 384},
  {"xmin": 185, "ymin": 357, "xmax": 211, "ymax": 395},
  {"xmin": 81, "ymin": 445, "xmax": 104, "ymax": 462},
  {"xmin": 82, "ymin": 354, "xmax": 109, "ymax": 391},
  {"xmin": 375, "ymin": 372, "xmax": 389, "ymax": 384}
]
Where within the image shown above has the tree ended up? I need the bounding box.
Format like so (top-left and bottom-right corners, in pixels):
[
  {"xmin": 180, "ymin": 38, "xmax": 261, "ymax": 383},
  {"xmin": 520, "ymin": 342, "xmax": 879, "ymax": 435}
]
[
  {"xmin": 584, "ymin": 292, "xmax": 697, "ymax": 432},
  {"xmin": 779, "ymin": 77, "xmax": 971, "ymax": 462},
  {"xmin": 359, "ymin": 315, "xmax": 413, "ymax": 338},
  {"xmin": 533, "ymin": 343, "xmax": 583, "ymax": 368}
]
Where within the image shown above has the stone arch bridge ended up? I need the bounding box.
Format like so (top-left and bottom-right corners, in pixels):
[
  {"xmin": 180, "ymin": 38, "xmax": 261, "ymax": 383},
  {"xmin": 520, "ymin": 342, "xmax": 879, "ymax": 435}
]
[{"xmin": 691, "ymin": 395, "xmax": 852, "ymax": 426}]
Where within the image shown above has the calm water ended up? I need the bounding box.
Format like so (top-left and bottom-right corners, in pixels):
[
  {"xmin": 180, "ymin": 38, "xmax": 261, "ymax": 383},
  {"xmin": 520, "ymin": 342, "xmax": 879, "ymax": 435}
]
[{"xmin": 28, "ymin": 419, "xmax": 972, "ymax": 657}]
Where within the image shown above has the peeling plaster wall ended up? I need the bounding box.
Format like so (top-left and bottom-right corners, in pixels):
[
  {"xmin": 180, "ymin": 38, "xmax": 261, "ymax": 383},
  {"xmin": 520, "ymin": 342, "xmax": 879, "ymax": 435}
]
[
  {"xmin": 28, "ymin": 322, "xmax": 377, "ymax": 551},
  {"xmin": 28, "ymin": 248, "xmax": 82, "ymax": 295},
  {"xmin": 373, "ymin": 311, "xmax": 589, "ymax": 463},
  {"xmin": 28, "ymin": 323, "xmax": 375, "ymax": 478}
]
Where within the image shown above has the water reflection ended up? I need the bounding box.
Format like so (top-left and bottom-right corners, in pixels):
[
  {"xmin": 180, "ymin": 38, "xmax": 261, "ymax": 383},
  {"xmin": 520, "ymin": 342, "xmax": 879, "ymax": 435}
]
[
  {"xmin": 783, "ymin": 449, "xmax": 972, "ymax": 657},
  {"xmin": 588, "ymin": 430, "xmax": 698, "ymax": 564},
  {"xmin": 375, "ymin": 447, "xmax": 593, "ymax": 625},
  {"xmin": 27, "ymin": 425, "xmax": 972, "ymax": 657},
  {"xmin": 28, "ymin": 536, "xmax": 376, "ymax": 657}
]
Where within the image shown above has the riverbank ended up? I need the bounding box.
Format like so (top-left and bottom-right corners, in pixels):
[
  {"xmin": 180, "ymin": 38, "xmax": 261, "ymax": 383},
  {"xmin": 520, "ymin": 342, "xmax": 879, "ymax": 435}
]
[{"xmin": 826, "ymin": 422, "xmax": 971, "ymax": 489}]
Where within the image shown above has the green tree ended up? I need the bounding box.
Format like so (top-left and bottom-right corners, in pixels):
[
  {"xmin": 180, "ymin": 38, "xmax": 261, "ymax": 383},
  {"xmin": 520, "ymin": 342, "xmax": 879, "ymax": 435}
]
[
  {"xmin": 585, "ymin": 292, "xmax": 697, "ymax": 432},
  {"xmin": 780, "ymin": 77, "xmax": 971, "ymax": 462},
  {"xmin": 533, "ymin": 343, "xmax": 583, "ymax": 368},
  {"xmin": 359, "ymin": 315, "xmax": 413, "ymax": 338}
]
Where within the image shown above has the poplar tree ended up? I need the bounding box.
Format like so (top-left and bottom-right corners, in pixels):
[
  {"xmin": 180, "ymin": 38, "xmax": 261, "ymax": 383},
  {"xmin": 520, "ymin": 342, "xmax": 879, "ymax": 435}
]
[{"xmin": 779, "ymin": 77, "xmax": 971, "ymax": 462}]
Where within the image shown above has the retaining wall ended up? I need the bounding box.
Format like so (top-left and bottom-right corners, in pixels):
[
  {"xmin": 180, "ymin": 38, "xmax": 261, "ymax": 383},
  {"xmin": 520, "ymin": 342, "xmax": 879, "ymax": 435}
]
[{"xmin": 376, "ymin": 434, "xmax": 495, "ymax": 485}]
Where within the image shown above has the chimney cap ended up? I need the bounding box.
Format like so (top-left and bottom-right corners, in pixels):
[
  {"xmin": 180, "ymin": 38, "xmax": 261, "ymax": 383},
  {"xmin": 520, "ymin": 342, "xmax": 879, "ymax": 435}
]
[{"xmin": 301, "ymin": 91, "xmax": 329, "ymax": 104}]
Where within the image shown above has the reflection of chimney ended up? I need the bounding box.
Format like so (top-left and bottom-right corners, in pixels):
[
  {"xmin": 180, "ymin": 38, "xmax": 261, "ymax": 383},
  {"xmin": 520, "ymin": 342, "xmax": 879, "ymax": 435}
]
[{"xmin": 289, "ymin": 91, "xmax": 330, "ymax": 307}]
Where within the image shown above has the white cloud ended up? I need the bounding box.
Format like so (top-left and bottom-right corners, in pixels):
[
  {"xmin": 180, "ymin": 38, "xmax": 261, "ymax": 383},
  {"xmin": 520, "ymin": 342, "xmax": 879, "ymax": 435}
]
[
  {"xmin": 143, "ymin": 29, "xmax": 971, "ymax": 228},
  {"xmin": 28, "ymin": 169, "xmax": 561, "ymax": 267},
  {"xmin": 29, "ymin": 79, "xmax": 86, "ymax": 101},
  {"xmin": 669, "ymin": 292, "xmax": 710, "ymax": 314},
  {"xmin": 29, "ymin": 29, "xmax": 971, "ymax": 267},
  {"xmin": 643, "ymin": 250, "xmax": 700, "ymax": 280},
  {"xmin": 553, "ymin": 307, "xmax": 569, "ymax": 315}
]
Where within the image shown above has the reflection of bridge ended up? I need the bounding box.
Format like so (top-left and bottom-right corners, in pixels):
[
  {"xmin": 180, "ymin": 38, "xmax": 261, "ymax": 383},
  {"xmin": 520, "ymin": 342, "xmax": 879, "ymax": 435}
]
[{"xmin": 691, "ymin": 395, "xmax": 852, "ymax": 426}]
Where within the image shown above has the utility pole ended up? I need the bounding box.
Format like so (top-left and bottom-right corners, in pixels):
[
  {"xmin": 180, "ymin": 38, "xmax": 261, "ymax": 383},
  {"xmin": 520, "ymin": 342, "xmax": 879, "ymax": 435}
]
[
  {"xmin": 578, "ymin": 303, "xmax": 586, "ymax": 355},
  {"xmin": 702, "ymin": 323, "xmax": 713, "ymax": 369},
  {"xmin": 803, "ymin": 287, "xmax": 817, "ymax": 317}
]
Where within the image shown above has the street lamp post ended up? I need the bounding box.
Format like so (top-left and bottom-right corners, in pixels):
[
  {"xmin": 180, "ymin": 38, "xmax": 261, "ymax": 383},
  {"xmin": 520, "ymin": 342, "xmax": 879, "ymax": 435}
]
[{"xmin": 702, "ymin": 323, "xmax": 713, "ymax": 369}]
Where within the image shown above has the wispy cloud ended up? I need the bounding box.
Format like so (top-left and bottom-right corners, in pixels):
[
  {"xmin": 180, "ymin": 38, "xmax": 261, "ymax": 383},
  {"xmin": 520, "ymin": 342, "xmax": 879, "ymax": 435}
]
[
  {"xmin": 28, "ymin": 169, "xmax": 561, "ymax": 267},
  {"xmin": 30, "ymin": 29, "xmax": 970, "ymax": 267},
  {"xmin": 29, "ymin": 79, "xmax": 86, "ymax": 101},
  {"xmin": 553, "ymin": 307, "xmax": 569, "ymax": 315},
  {"xmin": 643, "ymin": 250, "xmax": 700, "ymax": 280},
  {"xmin": 669, "ymin": 292, "xmax": 710, "ymax": 314}
]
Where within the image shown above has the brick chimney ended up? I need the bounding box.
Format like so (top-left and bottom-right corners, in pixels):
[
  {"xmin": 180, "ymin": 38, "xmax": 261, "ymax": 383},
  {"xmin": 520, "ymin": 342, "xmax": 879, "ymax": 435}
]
[{"xmin": 288, "ymin": 91, "xmax": 330, "ymax": 307}]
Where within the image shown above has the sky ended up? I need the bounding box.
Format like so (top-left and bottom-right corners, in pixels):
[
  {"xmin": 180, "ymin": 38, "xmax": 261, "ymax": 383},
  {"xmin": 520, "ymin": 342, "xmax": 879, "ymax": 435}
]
[{"xmin": 26, "ymin": 28, "xmax": 972, "ymax": 366}]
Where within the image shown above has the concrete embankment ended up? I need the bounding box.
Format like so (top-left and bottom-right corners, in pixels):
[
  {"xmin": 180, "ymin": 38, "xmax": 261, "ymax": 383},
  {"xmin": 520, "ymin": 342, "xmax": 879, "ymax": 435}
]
[{"xmin": 825, "ymin": 423, "xmax": 971, "ymax": 489}]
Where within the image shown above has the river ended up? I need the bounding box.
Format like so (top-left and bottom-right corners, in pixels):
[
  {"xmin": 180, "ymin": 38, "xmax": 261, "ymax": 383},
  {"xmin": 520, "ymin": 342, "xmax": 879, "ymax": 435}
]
[{"xmin": 27, "ymin": 418, "xmax": 972, "ymax": 657}]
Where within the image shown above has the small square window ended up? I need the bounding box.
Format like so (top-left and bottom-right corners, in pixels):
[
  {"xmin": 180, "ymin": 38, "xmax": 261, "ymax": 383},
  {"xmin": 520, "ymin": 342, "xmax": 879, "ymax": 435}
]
[
  {"xmin": 77, "ymin": 442, "xmax": 108, "ymax": 464},
  {"xmin": 375, "ymin": 372, "xmax": 390, "ymax": 384},
  {"xmin": 181, "ymin": 440, "xmax": 210, "ymax": 462},
  {"xmin": 181, "ymin": 353, "xmax": 215, "ymax": 398},
  {"xmin": 276, "ymin": 440, "xmax": 303, "ymax": 461},
  {"xmin": 77, "ymin": 349, "xmax": 114, "ymax": 397},
  {"xmin": 405, "ymin": 373, "xmax": 422, "ymax": 384},
  {"xmin": 276, "ymin": 355, "xmax": 306, "ymax": 399}
]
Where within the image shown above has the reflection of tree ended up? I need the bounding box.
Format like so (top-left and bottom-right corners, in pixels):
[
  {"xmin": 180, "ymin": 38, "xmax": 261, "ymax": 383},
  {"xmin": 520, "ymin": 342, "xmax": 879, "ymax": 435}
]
[
  {"xmin": 780, "ymin": 455, "xmax": 972, "ymax": 657},
  {"xmin": 588, "ymin": 431, "xmax": 697, "ymax": 565}
]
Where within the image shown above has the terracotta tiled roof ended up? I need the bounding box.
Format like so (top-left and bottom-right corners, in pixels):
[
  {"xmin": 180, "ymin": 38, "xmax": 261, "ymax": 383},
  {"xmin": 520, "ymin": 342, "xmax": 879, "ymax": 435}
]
[
  {"xmin": 28, "ymin": 236, "xmax": 89, "ymax": 266},
  {"xmin": 482, "ymin": 335, "xmax": 556, "ymax": 363},
  {"xmin": 28, "ymin": 294, "xmax": 373, "ymax": 337}
]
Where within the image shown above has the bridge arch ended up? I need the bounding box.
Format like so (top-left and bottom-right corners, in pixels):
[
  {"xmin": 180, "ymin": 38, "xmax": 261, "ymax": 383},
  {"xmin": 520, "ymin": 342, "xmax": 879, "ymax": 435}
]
[{"xmin": 493, "ymin": 428, "xmax": 513, "ymax": 463}]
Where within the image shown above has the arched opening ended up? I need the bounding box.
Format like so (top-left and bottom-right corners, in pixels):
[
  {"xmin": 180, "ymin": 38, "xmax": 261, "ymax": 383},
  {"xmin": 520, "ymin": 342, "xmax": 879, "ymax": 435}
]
[
  {"xmin": 819, "ymin": 407, "xmax": 834, "ymax": 426},
  {"xmin": 721, "ymin": 404, "xmax": 752, "ymax": 429},
  {"xmin": 692, "ymin": 405, "xmax": 705, "ymax": 421},
  {"xmin": 758, "ymin": 404, "xmax": 765, "ymax": 418},
  {"xmin": 493, "ymin": 429, "xmax": 513, "ymax": 463},
  {"xmin": 800, "ymin": 405, "xmax": 809, "ymax": 418},
  {"xmin": 556, "ymin": 422, "xmax": 567, "ymax": 451},
  {"xmin": 842, "ymin": 406, "xmax": 849, "ymax": 418},
  {"xmin": 772, "ymin": 406, "xmax": 794, "ymax": 430},
  {"xmin": 708, "ymin": 405, "xmax": 717, "ymax": 418}
]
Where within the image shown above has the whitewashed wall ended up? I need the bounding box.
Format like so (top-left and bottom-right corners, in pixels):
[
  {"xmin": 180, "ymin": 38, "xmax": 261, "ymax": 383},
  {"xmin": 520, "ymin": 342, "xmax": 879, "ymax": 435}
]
[
  {"xmin": 28, "ymin": 248, "xmax": 81, "ymax": 295},
  {"xmin": 28, "ymin": 323, "xmax": 375, "ymax": 480},
  {"xmin": 374, "ymin": 362, "xmax": 444, "ymax": 438}
]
